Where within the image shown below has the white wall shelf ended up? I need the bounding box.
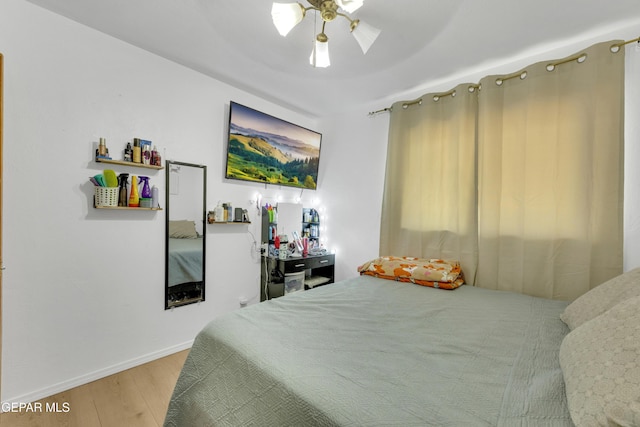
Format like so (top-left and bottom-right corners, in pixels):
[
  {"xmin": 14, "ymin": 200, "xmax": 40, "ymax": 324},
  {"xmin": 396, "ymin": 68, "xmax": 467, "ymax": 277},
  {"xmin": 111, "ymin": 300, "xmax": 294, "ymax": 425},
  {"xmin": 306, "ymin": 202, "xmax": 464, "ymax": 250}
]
[
  {"xmin": 94, "ymin": 205, "xmax": 162, "ymax": 211},
  {"xmin": 96, "ymin": 158, "xmax": 163, "ymax": 170}
]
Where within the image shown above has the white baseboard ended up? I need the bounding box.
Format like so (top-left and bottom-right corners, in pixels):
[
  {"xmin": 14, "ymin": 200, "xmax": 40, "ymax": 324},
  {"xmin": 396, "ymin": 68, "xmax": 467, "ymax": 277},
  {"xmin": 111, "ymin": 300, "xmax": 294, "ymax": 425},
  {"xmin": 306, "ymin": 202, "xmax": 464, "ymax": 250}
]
[{"xmin": 2, "ymin": 340, "xmax": 194, "ymax": 406}]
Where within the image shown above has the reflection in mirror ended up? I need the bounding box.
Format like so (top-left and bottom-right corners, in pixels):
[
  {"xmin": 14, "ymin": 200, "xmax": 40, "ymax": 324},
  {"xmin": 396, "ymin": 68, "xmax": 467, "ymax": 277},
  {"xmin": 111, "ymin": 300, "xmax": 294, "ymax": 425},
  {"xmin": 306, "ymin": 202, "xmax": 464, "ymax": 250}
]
[
  {"xmin": 165, "ymin": 161, "xmax": 207, "ymax": 309},
  {"xmin": 276, "ymin": 202, "xmax": 303, "ymax": 242}
]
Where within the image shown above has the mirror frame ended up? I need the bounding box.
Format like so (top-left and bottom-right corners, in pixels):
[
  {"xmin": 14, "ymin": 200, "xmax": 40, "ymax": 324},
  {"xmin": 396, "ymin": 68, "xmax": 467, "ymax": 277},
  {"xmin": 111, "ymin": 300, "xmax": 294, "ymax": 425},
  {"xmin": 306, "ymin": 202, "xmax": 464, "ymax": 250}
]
[{"xmin": 164, "ymin": 160, "xmax": 207, "ymax": 309}]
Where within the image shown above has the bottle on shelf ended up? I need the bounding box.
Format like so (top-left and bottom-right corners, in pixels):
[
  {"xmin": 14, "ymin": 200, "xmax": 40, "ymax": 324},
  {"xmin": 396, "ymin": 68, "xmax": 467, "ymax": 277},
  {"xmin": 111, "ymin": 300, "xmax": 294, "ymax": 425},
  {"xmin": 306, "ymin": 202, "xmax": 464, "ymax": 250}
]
[
  {"xmin": 129, "ymin": 175, "xmax": 140, "ymax": 207},
  {"xmin": 117, "ymin": 173, "xmax": 129, "ymax": 207},
  {"xmin": 133, "ymin": 139, "xmax": 142, "ymax": 163},
  {"xmin": 96, "ymin": 137, "xmax": 111, "ymax": 160},
  {"xmin": 152, "ymin": 185, "xmax": 159, "ymax": 208},
  {"xmin": 98, "ymin": 138, "xmax": 107, "ymax": 156},
  {"xmin": 214, "ymin": 202, "xmax": 225, "ymax": 222},
  {"xmin": 124, "ymin": 142, "xmax": 133, "ymax": 162},
  {"xmin": 151, "ymin": 145, "xmax": 161, "ymax": 166},
  {"xmin": 141, "ymin": 141, "xmax": 151, "ymax": 165}
]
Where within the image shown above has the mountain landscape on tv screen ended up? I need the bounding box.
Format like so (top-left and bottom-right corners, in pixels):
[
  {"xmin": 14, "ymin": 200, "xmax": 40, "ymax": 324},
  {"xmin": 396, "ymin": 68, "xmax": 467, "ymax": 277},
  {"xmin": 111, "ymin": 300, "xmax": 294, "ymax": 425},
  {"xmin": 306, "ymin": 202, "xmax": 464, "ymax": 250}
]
[{"xmin": 226, "ymin": 122, "xmax": 320, "ymax": 189}]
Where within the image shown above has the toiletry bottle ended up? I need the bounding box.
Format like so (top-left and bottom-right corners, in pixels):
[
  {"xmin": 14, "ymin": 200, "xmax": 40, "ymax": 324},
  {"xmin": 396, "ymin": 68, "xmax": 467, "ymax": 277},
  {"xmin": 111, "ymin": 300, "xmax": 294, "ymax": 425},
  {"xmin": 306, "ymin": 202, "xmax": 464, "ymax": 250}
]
[
  {"xmin": 133, "ymin": 139, "xmax": 141, "ymax": 163},
  {"xmin": 139, "ymin": 176, "xmax": 151, "ymax": 198},
  {"xmin": 214, "ymin": 202, "xmax": 225, "ymax": 222},
  {"xmin": 129, "ymin": 175, "xmax": 140, "ymax": 207},
  {"xmin": 124, "ymin": 142, "xmax": 133, "ymax": 162},
  {"xmin": 279, "ymin": 235, "xmax": 288, "ymax": 260},
  {"xmin": 98, "ymin": 138, "xmax": 107, "ymax": 156},
  {"xmin": 142, "ymin": 143, "xmax": 151, "ymax": 165},
  {"xmin": 151, "ymin": 145, "xmax": 159, "ymax": 166},
  {"xmin": 151, "ymin": 185, "xmax": 159, "ymax": 208},
  {"xmin": 117, "ymin": 173, "xmax": 129, "ymax": 207}
]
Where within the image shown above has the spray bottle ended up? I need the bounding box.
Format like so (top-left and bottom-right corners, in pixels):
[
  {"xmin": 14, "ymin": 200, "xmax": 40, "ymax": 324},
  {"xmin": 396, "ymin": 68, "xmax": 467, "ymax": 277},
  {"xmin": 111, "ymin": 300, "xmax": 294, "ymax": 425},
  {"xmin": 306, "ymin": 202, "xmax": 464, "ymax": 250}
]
[
  {"xmin": 129, "ymin": 175, "xmax": 140, "ymax": 207},
  {"xmin": 138, "ymin": 176, "xmax": 151, "ymax": 208},
  {"xmin": 117, "ymin": 173, "xmax": 129, "ymax": 207},
  {"xmin": 139, "ymin": 176, "xmax": 151, "ymax": 198}
]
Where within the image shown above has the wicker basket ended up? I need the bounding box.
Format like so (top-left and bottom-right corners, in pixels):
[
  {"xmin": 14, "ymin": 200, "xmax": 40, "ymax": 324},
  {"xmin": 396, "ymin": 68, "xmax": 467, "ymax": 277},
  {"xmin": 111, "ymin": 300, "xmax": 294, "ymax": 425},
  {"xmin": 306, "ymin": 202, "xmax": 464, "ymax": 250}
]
[{"xmin": 94, "ymin": 186, "xmax": 119, "ymax": 207}]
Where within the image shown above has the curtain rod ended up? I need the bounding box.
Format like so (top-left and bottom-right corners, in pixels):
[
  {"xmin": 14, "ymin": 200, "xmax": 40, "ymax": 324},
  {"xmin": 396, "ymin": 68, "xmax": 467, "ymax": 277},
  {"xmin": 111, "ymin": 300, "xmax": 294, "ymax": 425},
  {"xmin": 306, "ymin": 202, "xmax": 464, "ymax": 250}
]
[{"xmin": 368, "ymin": 36, "xmax": 639, "ymax": 116}]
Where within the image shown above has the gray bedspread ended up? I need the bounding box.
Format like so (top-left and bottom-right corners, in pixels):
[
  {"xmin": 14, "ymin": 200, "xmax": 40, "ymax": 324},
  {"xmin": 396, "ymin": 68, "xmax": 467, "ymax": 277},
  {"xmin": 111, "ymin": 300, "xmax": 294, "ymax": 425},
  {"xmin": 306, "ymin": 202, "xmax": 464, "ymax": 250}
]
[
  {"xmin": 168, "ymin": 237, "xmax": 203, "ymax": 287},
  {"xmin": 165, "ymin": 275, "xmax": 573, "ymax": 426}
]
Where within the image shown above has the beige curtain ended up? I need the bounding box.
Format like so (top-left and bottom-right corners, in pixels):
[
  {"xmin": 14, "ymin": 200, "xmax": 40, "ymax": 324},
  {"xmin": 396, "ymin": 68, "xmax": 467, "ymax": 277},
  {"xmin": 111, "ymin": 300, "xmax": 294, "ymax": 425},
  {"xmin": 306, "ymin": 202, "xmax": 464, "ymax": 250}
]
[
  {"xmin": 380, "ymin": 40, "xmax": 624, "ymax": 299},
  {"xmin": 476, "ymin": 41, "xmax": 624, "ymax": 300},
  {"xmin": 380, "ymin": 83, "xmax": 479, "ymax": 284}
]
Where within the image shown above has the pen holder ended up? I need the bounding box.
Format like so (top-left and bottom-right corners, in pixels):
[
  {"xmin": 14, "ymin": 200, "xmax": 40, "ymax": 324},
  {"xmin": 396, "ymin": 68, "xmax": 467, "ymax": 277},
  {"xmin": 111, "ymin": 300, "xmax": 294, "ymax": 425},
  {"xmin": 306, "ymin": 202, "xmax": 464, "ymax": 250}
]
[{"xmin": 94, "ymin": 187, "xmax": 119, "ymax": 207}]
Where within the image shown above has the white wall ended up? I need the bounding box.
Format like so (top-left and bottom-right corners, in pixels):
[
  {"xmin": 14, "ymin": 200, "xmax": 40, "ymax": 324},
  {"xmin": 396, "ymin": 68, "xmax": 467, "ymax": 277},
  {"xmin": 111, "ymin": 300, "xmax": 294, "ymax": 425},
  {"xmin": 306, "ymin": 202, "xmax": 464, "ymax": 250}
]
[
  {"xmin": 0, "ymin": 0, "xmax": 323, "ymax": 402},
  {"xmin": 315, "ymin": 112, "xmax": 389, "ymax": 280},
  {"xmin": 623, "ymin": 42, "xmax": 640, "ymax": 271},
  {"xmin": 2, "ymin": 0, "xmax": 639, "ymax": 405}
]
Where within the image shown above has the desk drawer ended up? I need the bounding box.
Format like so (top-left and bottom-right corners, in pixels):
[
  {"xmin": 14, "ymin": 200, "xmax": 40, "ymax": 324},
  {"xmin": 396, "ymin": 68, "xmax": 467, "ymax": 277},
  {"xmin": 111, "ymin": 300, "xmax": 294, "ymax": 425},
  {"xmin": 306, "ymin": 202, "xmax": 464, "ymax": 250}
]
[
  {"xmin": 306, "ymin": 254, "xmax": 334, "ymax": 270},
  {"xmin": 280, "ymin": 254, "xmax": 334, "ymax": 273}
]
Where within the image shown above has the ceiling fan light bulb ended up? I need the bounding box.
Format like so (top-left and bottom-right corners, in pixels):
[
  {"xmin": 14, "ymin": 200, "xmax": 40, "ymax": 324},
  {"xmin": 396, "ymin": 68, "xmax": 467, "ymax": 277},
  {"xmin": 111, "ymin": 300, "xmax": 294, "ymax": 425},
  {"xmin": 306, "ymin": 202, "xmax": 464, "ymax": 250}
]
[
  {"xmin": 271, "ymin": 2, "xmax": 306, "ymax": 36},
  {"xmin": 335, "ymin": 0, "xmax": 364, "ymax": 13},
  {"xmin": 351, "ymin": 19, "xmax": 380, "ymax": 54},
  {"xmin": 310, "ymin": 39, "xmax": 330, "ymax": 68}
]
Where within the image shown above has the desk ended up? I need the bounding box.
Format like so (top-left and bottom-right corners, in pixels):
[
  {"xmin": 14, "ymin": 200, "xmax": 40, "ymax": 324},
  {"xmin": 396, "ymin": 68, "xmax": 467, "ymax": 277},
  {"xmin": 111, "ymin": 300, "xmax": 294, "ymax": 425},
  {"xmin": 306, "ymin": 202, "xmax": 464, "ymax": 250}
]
[{"xmin": 260, "ymin": 253, "xmax": 335, "ymax": 301}]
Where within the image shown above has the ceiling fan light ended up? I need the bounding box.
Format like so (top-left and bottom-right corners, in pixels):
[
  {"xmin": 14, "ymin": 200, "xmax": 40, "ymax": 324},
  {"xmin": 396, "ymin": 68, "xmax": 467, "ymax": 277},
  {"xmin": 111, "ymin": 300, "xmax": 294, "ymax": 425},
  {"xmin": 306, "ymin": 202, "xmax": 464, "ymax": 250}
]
[
  {"xmin": 335, "ymin": 0, "xmax": 364, "ymax": 13},
  {"xmin": 271, "ymin": 2, "xmax": 306, "ymax": 36},
  {"xmin": 351, "ymin": 19, "xmax": 380, "ymax": 54},
  {"xmin": 310, "ymin": 38, "xmax": 330, "ymax": 68}
]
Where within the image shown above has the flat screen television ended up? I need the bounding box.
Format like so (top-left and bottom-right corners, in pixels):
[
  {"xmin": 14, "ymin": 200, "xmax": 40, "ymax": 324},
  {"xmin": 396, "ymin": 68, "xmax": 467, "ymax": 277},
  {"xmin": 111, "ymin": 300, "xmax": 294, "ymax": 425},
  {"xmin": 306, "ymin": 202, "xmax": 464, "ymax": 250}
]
[{"xmin": 225, "ymin": 101, "xmax": 322, "ymax": 190}]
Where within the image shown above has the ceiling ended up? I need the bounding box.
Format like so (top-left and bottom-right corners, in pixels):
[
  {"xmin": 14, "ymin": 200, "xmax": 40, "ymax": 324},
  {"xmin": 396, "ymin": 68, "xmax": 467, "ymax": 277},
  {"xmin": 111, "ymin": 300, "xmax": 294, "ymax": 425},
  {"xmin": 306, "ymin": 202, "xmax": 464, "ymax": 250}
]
[{"xmin": 24, "ymin": 0, "xmax": 640, "ymax": 117}]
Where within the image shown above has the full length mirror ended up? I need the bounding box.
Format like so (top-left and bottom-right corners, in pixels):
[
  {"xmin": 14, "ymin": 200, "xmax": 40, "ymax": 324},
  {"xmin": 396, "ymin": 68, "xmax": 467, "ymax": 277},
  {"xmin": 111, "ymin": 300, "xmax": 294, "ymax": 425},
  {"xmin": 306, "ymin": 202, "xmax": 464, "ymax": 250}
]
[{"xmin": 165, "ymin": 161, "xmax": 207, "ymax": 309}]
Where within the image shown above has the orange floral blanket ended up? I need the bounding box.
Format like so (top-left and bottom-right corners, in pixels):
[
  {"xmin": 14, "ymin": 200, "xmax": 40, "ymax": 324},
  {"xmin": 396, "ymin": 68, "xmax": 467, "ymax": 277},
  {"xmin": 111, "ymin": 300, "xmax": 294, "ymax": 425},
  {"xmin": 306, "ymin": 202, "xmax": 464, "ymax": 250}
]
[{"xmin": 357, "ymin": 256, "xmax": 465, "ymax": 290}]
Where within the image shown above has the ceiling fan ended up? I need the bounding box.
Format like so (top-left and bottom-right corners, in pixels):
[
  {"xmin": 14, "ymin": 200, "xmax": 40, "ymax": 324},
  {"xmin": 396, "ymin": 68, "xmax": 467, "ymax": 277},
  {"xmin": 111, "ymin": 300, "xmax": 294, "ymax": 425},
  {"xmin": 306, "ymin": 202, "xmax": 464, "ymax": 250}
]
[{"xmin": 271, "ymin": 0, "xmax": 381, "ymax": 67}]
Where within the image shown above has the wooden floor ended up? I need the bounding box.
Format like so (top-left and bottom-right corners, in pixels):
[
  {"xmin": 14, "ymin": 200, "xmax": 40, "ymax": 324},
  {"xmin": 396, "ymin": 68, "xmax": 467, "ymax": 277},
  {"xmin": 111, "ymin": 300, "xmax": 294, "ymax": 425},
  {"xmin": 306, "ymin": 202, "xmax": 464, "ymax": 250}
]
[{"xmin": 0, "ymin": 349, "xmax": 189, "ymax": 427}]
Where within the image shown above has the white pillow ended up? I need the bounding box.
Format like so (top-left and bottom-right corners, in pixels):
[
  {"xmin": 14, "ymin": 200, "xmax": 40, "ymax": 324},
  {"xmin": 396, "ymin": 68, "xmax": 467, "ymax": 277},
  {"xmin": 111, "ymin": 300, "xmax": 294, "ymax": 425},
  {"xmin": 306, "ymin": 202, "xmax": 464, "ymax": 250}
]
[
  {"xmin": 169, "ymin": 220, "xmax": 198, "ymax": 239},
  {"xmin": 560, "ymin": 267, "xmax": 640, "ymax": 330},
  {"xmin": 559, "ymin": 295, "xmax": 640, "ymax": 426}
]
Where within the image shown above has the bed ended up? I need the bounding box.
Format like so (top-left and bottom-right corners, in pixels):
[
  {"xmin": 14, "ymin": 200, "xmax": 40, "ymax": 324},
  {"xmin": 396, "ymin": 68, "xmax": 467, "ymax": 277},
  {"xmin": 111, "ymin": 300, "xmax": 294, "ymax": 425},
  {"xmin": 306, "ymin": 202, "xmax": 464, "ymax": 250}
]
[
  {"xmin": 167, "ymin": 220, "xmax": 203, "ymax": 287},
  {"xmin": 165, "ymin": 260, "xmax": 640, "ymax": 426},
  {"xmin": 168, "ymin": 237, "xmax": 203, "ymax": 287}
]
